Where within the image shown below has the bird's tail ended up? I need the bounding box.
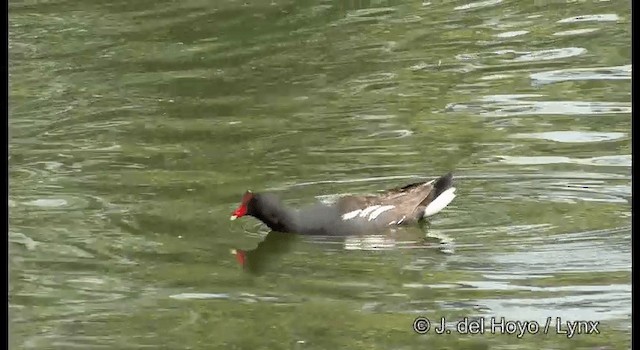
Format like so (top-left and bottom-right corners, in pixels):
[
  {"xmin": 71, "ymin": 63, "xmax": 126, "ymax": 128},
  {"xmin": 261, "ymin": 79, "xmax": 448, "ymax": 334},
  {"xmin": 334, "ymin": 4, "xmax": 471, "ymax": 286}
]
[{"xmin": 423, "ymin": 172, "xmax": 457, "ymax": 217}]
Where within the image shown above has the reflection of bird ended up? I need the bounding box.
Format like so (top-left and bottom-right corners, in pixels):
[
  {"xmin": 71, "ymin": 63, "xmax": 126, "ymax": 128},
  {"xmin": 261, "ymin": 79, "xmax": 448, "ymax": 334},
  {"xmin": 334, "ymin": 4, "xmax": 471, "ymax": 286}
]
[
  {"xmin": 230, "ymin": 172, "xmax": 456, "ymax": 236},
  {"xmin": 231, "ymin": 231, "xmax": 299, "ymax": 274}
]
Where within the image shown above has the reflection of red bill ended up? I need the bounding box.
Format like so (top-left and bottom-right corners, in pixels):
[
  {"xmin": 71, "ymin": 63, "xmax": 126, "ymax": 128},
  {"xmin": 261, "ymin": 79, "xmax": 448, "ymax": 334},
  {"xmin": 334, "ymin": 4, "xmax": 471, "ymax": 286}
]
[{"xmin": 230, "ymin": 249, "xmax": 246, "ymax": 267}]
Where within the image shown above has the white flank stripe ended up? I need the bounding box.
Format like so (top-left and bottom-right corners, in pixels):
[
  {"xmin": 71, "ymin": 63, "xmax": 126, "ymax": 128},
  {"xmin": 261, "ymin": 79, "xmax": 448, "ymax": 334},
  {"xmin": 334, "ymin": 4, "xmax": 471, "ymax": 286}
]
[
  {"xmin": 368, "ymin": 205, "xmax": 395, "ymax": 221},
  {"xmin": 341, "ymin": 204, "xmax": 395, "ymax": 221},
  {"xmin": 423, "ymin": 187, "xmax": 457, "ymax": 217},
  {"xmin": 341, "ymin": 209, "xmax": 362, "ymax": 220},
  {"xmin": 359, "ymin": 205, "xmax": 381, "ymax": 218}
]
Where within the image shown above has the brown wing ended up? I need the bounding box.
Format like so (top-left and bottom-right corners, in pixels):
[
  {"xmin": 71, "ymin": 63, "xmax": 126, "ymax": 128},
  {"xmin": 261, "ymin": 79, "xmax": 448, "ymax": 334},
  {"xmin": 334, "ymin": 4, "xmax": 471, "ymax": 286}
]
[{"xmin": 336, "ymin": 180, "xmax": 436, "ymax": 221}]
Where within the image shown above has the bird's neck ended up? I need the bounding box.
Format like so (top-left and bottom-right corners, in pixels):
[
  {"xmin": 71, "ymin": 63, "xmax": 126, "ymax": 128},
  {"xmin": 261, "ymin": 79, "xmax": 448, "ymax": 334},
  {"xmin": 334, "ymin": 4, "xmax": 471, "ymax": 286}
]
[{"xmin": 252, "ymin": 201, "xmax": 299, "ymax": 233}]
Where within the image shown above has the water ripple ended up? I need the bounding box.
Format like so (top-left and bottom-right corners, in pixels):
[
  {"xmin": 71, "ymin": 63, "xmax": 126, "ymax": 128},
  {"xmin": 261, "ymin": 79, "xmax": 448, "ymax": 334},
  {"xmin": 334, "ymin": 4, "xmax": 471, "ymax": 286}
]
[
  {"xmin": 366, "ymin": 129, "xmax": 414, "ymax": 140},
  {"xmin": 557, "ymin": 14, "xmax": 620, "ymax": 23},
  {"xmin": 530, "ymin": 65, "xmax": 631, "ymax": 85},
  {"xmin": 510, "ymin": 131, "xmax": 626, "ymax": 143},
  {"xmin": 494, "ymin": 30, "xmax": 529, "ymax": 38},
  {"xmin": 454, "ymin": 0, "xmax": 503, "ymax": 11},
  {"xmin": 497, "ymin": 155, "xmax": 631, "ymax": 167},
  {"xmin": 553, "ymin": 28, "xmax": 600, "ymax": 36},
  {"xmin": 510, "ymin": 47, "xmax": 587, "ymax": 62},
  {"xmin": 448, "ymin": 94, "xmax": 631, "ymax": 117}
]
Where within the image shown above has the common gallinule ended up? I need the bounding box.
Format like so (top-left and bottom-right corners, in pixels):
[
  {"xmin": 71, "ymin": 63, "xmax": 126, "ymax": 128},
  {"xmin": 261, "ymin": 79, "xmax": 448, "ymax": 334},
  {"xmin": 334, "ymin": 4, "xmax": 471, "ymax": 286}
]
[{"xmin": 230, "ymin": 172, "xmax": 456, "ymax": 236}]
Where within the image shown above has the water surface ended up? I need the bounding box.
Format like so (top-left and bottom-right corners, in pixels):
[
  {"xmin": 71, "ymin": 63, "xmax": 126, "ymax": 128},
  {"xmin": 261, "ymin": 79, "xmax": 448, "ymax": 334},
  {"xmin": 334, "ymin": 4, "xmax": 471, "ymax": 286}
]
[{"xmin": 9, "ymin": 0, "xmax": 631, "ymax": 349}]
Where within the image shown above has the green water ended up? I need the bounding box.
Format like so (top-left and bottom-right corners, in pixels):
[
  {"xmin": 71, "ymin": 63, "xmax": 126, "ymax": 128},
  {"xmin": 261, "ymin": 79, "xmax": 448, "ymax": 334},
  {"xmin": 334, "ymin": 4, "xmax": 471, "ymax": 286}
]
[{"xmin": 9, "ymin": 0, "xmax": 631, "ymax": 349}]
